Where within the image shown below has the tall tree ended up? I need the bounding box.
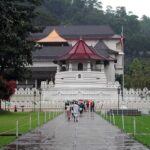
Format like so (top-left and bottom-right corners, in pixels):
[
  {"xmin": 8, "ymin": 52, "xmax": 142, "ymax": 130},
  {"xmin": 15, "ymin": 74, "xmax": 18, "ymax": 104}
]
[
  {"xmin": 0, "ymin": 0, "xmax": 42, "ymax": 109},
  {"xmin": 140, "ymin": 15, "xmax": 150, "ymax": 37},
  {"xmin": 124, "ymin": 58, "xmax": 150, "ymax": 89},
  {"xmin": 0, "ymin": 0, "xmax": 42, "ymax": 80}
]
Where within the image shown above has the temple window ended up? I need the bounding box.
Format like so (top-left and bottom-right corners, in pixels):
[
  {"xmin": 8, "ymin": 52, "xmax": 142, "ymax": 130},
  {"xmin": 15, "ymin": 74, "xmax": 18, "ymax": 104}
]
[
  {"xmin": 61, "ymin": 66, "xmax": 66, "ymax": 71},
  {"xmin": 96, "ymin": 61, "xmax": 100, "ymax": 64},
  {"xmin": 78, "ymin": 74, "xmax": 81, "ymax": 78},
  {"xmin": 62, "ymin": 61, "xmax": 66, "ymax": 64},
  {"xmin": 78, "ymin": 63, "xmax": 83, "ymax": 71}
]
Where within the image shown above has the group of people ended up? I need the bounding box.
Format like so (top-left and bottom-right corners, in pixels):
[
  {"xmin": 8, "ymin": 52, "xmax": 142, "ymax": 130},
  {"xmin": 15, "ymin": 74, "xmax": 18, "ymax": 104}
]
[
  {"xmin": 65, "ymin": 101, "xmax": 80, "ymax": 122},
  {"xmin": 65, "ymin": 100, "xmax": 95, "ymax": 122}
]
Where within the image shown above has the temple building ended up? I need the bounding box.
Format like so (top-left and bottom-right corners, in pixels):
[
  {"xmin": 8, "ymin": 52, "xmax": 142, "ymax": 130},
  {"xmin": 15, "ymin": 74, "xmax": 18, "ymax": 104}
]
[
  {"xmin": 55, "ymin": 39, "xmax": 116, "ymax": 88},
  {"xmin": 23, "ymin": 25, "xmax": 123, "ymax": 103},
  {"xmin": 25, "ymin": 25, "xmax": 123, "ymax": 90}
]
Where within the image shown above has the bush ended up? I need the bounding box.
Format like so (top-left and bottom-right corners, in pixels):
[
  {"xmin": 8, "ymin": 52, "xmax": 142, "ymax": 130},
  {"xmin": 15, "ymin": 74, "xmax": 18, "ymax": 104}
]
[{"xmin": 0, "ymin": 76, "xmax": 16, "ymax": 103}]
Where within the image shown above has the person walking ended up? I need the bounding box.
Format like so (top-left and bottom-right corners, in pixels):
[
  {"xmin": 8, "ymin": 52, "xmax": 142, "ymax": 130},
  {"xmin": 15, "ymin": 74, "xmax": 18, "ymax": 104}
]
[
  {"xmin": 66, "ymin": 104, "xmax": 71, "ymax": 121},
  {"xmin": 70, "ymin": 102, "xmax": 74, "ymax": 118},
  {"xmin": 14, "ymin": 105, "xmax": 17, "ymax": 112},
  {"xmin": 86, "ymin": 101, "xmax": 89, "ymax": 112},
  {"xmin": 91, "ymin": 101, "xmax": 95, "ymax": 112},
  {"xmin": 79, "ymin": 103, "xmax": 84, "ymax": 116},
  {"xmin": 73, "ymin": 102, "xmax": 79, "ymax": 122}
]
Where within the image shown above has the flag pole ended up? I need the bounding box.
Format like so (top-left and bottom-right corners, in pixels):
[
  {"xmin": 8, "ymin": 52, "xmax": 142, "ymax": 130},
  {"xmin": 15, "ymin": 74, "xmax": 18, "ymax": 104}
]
[{"xmin": 121, "ymin": 26, "xmax": 124, "ymax": 101}]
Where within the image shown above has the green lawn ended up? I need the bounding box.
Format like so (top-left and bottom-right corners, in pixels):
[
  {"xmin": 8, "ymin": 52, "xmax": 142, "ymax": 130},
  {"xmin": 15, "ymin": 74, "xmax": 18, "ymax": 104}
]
[
  {"xmin": 97, "ymin": 112, "xmax": 150, "ymax": 148},
  {"xmin": 0, "ymin": 111, "xmax": 61, "ymax": 148}
]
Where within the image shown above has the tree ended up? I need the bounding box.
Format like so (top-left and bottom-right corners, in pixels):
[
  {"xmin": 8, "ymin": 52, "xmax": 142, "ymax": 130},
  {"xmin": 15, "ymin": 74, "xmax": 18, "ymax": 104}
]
[
  {"xmin": 0, "ymin": 0, "xmax": 42, "ymax": 108},
  {"xmin": 140, "ymin": 15, "xmax": 150, "ymax": 37},
  {"xmin": 124, "ymin": 58, "xmax": 150, "ymax": 89},
  {"xmin": 0, "ymin": 0, "xmax": 42, "ymax": 80},
  {"xmin": 0, "ymin": 76, "xmax": 16, "ymax": 110}
]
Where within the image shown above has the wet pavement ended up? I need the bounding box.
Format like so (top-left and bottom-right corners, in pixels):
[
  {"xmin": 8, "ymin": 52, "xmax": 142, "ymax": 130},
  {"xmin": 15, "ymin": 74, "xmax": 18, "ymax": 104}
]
[{"xmin": 2, "ymin": 112, "xmax": 149, "ymax": 150}]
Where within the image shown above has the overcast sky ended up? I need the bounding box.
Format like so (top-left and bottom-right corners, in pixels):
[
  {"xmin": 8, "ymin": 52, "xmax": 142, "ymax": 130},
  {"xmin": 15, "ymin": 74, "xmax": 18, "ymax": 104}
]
[{"xmin": 100, "ymin": 0, "xmax": 150, "ymax": 18}]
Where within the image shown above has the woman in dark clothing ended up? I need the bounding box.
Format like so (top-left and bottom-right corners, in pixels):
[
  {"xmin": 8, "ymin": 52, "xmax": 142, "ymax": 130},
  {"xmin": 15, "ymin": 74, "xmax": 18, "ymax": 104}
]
[
  {"xmin": 90, "ymin": 101, "xmax": 95, "ymax": 112},
  {"xmin": 79, "ymin": 103, "xmax": 84, "ymax": 115}
]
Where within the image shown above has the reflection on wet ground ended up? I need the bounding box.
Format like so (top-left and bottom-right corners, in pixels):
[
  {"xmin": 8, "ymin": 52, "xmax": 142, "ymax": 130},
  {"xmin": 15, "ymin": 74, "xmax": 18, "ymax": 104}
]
[{"xmin": 3, "ymin": 113, "xmax": 149, "ymax": 150}]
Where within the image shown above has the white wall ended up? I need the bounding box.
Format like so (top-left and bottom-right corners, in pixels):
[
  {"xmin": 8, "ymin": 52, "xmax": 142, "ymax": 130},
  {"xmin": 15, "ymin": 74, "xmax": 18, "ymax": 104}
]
[
  {"xmin": 9, "ymin": 86, "xmax": 150, "ymax": 111},
  {"xmin": 68, "ymin": 40, "xmax": 98, "ymax": 47},
  {"xmin": 103, "ymin": 40, "xmax": 118, "ymax": 51},
  {"xmin": 29, "ymin": 62, "xmax": 57, "ymax": 67},
  {"xmin": 107, "ymin": 61, "xmax": 115, "ymax": 82}
]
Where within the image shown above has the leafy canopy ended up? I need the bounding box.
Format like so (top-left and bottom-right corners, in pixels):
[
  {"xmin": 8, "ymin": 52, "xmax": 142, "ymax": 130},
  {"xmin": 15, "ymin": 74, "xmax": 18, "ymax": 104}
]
[{"xmin": 0, "ymin": 0, "xmax": 42, "ymax": 80}]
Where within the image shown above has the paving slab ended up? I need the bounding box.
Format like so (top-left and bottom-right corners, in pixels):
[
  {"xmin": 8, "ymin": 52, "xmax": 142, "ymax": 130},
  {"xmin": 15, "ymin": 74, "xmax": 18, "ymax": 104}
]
[{"xmin": 2, "ymin": 112, "xmax": 149, "ymax": 150}]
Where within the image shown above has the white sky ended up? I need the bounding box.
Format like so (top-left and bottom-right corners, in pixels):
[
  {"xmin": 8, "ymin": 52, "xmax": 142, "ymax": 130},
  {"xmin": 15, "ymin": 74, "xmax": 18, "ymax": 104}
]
[{"xmin": 100, "ymin": 0, "xmax": 150, "ymax": 18}]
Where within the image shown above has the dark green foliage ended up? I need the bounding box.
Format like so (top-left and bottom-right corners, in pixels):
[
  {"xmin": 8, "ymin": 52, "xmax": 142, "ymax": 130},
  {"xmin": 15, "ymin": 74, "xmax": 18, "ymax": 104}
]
[
  {"xmin": 0, "ymin": 77, "xmax": 8, "ymax": 100},
  {"xmin": 141, "ymin": 15, "xmax": 150, "ymax": 37},
  {"xmin": 125, "ymin": 58, "xmax": 150, "ymax": 89},
  {"xmin": 34, "ymin": 0, "xmax": 105, "ymax": 25},
  {"xmin": 0, "ymin": 0, "xmax": 42, "ymax": 80}
]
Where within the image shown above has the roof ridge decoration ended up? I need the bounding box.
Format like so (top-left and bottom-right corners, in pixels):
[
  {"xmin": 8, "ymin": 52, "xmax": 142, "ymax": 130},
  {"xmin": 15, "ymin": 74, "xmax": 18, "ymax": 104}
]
[
  {"xmin": 58, "ymin": 39, "xmax": 109, "ymax": 61},
  {"xmin": 37, "ymin": 29, "xmax": 67, "ymax": 43}
]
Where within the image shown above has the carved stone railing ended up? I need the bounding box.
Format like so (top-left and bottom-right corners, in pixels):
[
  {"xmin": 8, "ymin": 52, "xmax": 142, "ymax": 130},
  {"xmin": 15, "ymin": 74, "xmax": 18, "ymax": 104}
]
[{"xmin": 6, "ymin": 85, "xmax": 150, "ymax": 111}]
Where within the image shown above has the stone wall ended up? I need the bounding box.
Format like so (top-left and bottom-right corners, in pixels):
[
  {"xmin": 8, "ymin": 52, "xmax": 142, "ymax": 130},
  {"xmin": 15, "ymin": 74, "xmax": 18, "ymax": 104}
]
[{"xmin": 2, "ymin": 87, "xmax": 149, "ymax": 111}]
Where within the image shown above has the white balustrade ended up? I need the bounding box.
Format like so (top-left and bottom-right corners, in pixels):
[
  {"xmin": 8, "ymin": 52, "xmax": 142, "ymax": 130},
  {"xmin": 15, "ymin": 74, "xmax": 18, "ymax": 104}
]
[{"xmin": 8, "ymin": 82, "xmax": 150, "ymax": 111}]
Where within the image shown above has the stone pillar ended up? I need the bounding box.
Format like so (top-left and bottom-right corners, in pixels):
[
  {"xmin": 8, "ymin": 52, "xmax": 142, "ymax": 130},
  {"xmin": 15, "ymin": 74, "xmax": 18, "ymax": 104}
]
[
  {"xmin": 35, "ymin": 80, "xmax": 37, "ymax": 88},
  {"xmin": 87, "ymin": 61, "xmax": 91, "ymax": 71},
  {"xmin": 100, "ymin": 62, "xmax": 104, "ymax": 71},
  {"xmin": 69, "ymin": 61, "xmax": 72, "ymax": 71},
  {"xmin": 57, "ymin": 64, "xmax": 60, "ymax": 72},
  {"xmin": 108, "ymin": 61, "xmax": 115, "ymax": 82},
  {"xmin": 96, "ymin": 64, "xmax": 101, "ymax": 71},
  {"xmin": 25, "ymin": 80, "xmax": 28, "ymax": 85}
]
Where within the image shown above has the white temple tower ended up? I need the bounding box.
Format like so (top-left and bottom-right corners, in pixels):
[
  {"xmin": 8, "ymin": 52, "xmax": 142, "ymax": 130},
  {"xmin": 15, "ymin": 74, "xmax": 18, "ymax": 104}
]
[
  {"xmin": 55, "ymin": 39, "xmax": 115, "ymax": 88},
  {"xmin": 42, "ymin": 39, "xmax": 119, "ymax": 103}
]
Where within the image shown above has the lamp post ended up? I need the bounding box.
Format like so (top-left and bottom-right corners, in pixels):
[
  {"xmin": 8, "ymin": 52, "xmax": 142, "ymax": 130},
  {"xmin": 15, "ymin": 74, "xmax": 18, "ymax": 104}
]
[
  {"xmin": 33, "ymin": 90, "xmax": 36, "ymax": 112},
  {"xmin": 117, "ymin": 86, "xmax": 121, "ymax": 115},
  {"xmin": 39, "ymin": 88, "xmax": 42, "ymax": 112}
]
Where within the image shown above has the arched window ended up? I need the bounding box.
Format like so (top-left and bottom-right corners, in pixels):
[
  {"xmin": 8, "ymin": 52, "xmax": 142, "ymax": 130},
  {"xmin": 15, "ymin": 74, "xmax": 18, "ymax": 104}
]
[
  {"xmin": 78, "ymin": 63, "xmax": 83, "ymax": 71},
  {"xmin": 61, "ymin": 66, "xmax": 66, "ymax": 71},
  {"xmin": 78, "ymin": 74, "xmax": 81, "ymax": 78}
]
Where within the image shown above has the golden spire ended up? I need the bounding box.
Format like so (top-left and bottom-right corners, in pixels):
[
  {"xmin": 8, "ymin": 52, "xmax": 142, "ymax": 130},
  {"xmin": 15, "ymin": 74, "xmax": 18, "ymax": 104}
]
[{"xmin": 37, "ymin": 29, "xmax": 67, "ymax": 43}]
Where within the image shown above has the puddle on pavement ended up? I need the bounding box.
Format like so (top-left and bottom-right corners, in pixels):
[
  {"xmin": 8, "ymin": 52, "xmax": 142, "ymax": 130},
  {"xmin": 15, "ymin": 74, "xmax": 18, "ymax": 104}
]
[
  {"xmin": 3, "ymin": 130, "xmax": 56, "ymax": 150},
  {"xmin": 4, "ymin": 144, "xmax": 40, "ymax": 150},
  {"xmin": 114, "ymin": 132, "xmax": 148, "ymax": 150}
]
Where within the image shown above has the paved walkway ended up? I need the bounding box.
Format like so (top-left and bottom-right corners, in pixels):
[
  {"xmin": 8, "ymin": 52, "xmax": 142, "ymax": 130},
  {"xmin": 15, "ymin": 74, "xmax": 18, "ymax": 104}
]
[{"xmin": 3, "ymin": 112, "xmax": 149, "ymax": 150}]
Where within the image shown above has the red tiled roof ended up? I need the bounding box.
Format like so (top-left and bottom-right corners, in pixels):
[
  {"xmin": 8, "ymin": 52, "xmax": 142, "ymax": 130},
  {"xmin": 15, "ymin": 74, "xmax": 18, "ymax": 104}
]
[{"xmin": 59, "ymin": 39, "xmax": 108, "ymax": 61}]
